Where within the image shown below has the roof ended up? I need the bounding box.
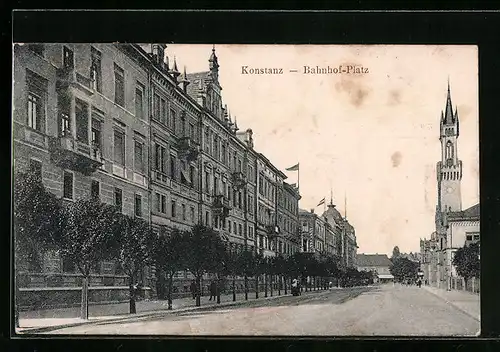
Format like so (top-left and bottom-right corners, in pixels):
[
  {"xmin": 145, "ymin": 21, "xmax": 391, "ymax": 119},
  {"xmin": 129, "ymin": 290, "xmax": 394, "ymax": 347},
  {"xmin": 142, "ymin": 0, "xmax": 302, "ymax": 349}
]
[
  {"xmin": 185, "ymin": 71, "xmax": 211, "ymax": 100},
  {"xmin": 447, "ymin": 203, "xmax": 480, "ymax": 221},
  {"xmin": 378, "ymin": 274, "xmax": 394, "ymax": 279},
  {"xmin": 356, "ymin": 254, "xmax": 392, "ymax": 268}
]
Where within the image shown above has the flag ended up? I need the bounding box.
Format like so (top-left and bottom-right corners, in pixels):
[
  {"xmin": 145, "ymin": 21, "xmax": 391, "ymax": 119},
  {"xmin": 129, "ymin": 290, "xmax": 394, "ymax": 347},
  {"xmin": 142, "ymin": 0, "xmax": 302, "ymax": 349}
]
[
  {"xmin": 286, "ymin": 163, "xmax": 299, "ymax": 171},
  {"xmin": 317, "ymin": 198, "xmax": 325, "ymax": 207}
]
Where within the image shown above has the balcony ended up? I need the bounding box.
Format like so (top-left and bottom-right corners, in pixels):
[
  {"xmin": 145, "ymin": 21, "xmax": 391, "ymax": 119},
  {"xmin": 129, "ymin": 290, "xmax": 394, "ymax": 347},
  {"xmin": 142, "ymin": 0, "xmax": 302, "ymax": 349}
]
[
  {"xmin": 231, "ymin": 171, "xmax": 246, "ymax": 189},
  {"xmin": 266, "ymin": 225, "xmax": 280, "ymax": 236},
  {"xmin": 49, "ymin": 136, "xmax": 103, "ymax": 176},
  {"xmin": 177, "ymin": 137, "xmax": 200, "ymax": 162},
  {"xmin": 56, "ymin": 67, "xmax": 94, "ymax": 96},
  {"xmin": 212, "ymin": 195, "xmax": 231, "ymax": 219}
]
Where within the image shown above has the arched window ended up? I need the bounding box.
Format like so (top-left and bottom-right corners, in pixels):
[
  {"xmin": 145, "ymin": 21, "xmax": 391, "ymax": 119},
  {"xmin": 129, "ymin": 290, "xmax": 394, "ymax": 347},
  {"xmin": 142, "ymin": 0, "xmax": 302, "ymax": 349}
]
[{"xmin": 445, "ymin": 141, "xmax": 454, "ymax": 160}]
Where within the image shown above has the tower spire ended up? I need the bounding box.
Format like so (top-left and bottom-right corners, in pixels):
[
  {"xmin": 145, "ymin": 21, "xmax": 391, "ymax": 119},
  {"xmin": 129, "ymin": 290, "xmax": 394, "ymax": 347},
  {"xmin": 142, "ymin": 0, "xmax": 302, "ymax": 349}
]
[
  {"xmin": 444, "ymin": 79, "xmax": 454, "ymax": 124},
  {"xmin": 209, "ymin": 45, "xmax": 219, "ymax": 82},
  {"xmin": 344, "ymin": 191, "xmax": 347, "ymax": 220}
]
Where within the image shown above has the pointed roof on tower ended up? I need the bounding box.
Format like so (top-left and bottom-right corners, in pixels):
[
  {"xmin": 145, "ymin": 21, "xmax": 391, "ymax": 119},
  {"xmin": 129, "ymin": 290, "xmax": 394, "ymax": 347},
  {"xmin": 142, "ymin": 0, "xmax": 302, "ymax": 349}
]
[
  {"xmin": 443, "ymin": 80, "xmax": 455, "ymax": 124},
  {"xmin": 209, "ymin": 44, "xmax": 219, "ymax": 69}
]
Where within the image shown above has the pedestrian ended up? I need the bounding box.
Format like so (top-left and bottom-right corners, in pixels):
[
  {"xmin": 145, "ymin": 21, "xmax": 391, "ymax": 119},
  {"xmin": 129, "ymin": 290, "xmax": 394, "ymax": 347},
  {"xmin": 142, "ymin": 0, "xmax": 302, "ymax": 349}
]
[
  {"xmin": 418, "ymin": 279, "xmax": 422, "ymax": 288},
  {"xmin": 190, "ymin": 280, "xmax": 196, "ymax": 299},
  {"xmin": 209, "ymin": 281, "xmax": 217, "ymax": 301}
]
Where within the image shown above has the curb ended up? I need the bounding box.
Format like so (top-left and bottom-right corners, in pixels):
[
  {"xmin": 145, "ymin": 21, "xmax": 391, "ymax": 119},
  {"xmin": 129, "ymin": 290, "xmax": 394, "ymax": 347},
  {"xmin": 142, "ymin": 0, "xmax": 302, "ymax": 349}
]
[
  {"xmin": 17, "ymin": 289, "xmax": 328, "ymax": 334},
  {"xmin": 422, "ymin": 286, "xmax": 480, "ymax": 322}
]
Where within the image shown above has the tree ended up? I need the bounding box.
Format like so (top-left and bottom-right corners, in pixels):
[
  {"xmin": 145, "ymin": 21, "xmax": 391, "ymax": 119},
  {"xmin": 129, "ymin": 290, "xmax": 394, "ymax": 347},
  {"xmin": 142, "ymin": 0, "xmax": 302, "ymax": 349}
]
[
  {"xmin": 60, "ymin": 199, "xmax": 119, "ymax": 319},
  {"xmin": 13, "ymin": 170, "xmax": 65, "ymax": 271},
  {"xmin": 272, "ymin": 255, "xmax": 287, "ymax": 295},
  {"xmin": 452, "ymin": 242, "xmax": 480, "ymax": 284},
  {"xmin": 113, "ymin": 214, "xmax": 155, "ymax": 314},
  {"xmin": 224, "ymin": 248, "xmax": 240, "ymax": 302},
  {"xmin": 253, "ymin": 253, "xmax": 265, "ymax": 298},
  {"xmin": 237, "ymin": 250, "xmax": 255, "ymax": 300},
  {"xmin": 183, "ymin": 224, "xmax": 227, "ymax": 307},
  {"xmin": 391, "ymin": 246, "xmax": 401, "ymax": 261},
  {"xmin": 154, "ymin": 227, "xmax": 187, "ymax": 310},
  {"xmin": 390, "ymin": 257, "xmax": 419, "ymax": 283},
  {"xmin": 13, "ymin": 170, "xmax": 65, "ymax": 327}
]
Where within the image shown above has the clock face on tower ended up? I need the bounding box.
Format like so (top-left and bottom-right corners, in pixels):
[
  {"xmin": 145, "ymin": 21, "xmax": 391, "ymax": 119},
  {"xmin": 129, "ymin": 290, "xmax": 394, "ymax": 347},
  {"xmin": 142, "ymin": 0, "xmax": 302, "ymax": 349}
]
[{"xmin": 446, "ymin": 186, "xmax": 454, "ymax": 194}]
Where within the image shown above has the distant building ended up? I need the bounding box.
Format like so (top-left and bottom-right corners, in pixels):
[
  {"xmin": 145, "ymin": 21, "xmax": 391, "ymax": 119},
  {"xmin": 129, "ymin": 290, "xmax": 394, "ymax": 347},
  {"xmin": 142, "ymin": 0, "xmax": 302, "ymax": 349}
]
[{"xmin": 356, "ymin": 254, "xmax": 393, "ymax": 283}]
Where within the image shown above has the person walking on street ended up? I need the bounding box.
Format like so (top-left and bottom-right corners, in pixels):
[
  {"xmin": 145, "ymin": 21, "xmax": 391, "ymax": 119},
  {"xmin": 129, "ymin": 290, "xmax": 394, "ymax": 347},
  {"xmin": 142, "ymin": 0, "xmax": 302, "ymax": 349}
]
[
  {"xmin": 418, "ymin": 279, "xmax": 422, "ymax": 288},
  {"xmin": 209, "ymin": 281, "xmax": 217, "ymax": 301}
]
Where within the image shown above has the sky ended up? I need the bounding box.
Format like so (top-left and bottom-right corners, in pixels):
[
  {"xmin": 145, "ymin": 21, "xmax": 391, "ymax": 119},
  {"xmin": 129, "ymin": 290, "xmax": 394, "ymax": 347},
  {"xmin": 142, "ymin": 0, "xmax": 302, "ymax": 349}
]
[{"xmin": 165, "ymin": 44, "xmax": 479, "ymax": 255}]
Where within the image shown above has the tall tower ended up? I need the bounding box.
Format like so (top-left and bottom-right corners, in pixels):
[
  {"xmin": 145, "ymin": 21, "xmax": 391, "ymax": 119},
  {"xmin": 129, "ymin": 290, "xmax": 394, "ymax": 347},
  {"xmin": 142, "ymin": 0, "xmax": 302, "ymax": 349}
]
[{"xmin": 436, "ymin": 81, "xmax": 462, "ymax": 213}]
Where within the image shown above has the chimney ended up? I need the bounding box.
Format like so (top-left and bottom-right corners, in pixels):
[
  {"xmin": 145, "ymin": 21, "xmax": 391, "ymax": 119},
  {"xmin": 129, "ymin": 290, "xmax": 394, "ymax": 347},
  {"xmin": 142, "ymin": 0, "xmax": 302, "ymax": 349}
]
[
  {"xmin": 246, "ymin": 128, "xmax": 254, "ymax": 148},
  {"xmin": 151, "ymin": 44, "xmax": 166, "ymax": 66},
  {"xmin": 310, "ymin": 209, "xmax": 314, "ymax": 214}
]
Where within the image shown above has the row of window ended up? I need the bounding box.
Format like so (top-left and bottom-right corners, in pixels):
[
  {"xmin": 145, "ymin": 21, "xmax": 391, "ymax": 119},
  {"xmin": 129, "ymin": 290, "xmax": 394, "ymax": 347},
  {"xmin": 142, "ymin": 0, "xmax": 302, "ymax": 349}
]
[
  {"xmin": 258, "ymin": 175, "xmax": 278, "ymax": 202},
  {"xmin": 155, "ymin": 191, "xmax": 196, "ymax": 222},
  {"xmin": 30, "ymin": 158, "xmax": 144, "ymax": 218}
]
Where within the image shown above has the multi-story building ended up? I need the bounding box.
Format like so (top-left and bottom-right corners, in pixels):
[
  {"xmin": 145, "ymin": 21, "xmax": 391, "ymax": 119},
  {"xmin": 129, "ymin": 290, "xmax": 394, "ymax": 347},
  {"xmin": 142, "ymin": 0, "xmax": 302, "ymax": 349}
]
[
  {"xmin": 276, "ymin": 182, "xmax": 301, "ymax": 256},
  {"xmin": 322, "ymin": 200, "xmax": 345, "ymax": 258},
  {"xmin": 255, "ymin": 154, "xmax": 287, "ymax": 257},
  {"xmin": 342, "ymin": 219, "xmax": 358, "ymax": 268},
  {"xmin": 13, "ymin": 43, "xmax": 155, "ymax": 307},
  {"xmin": 14, "ymin": 43, "xmax": 304, "ymax": 306},
  {"xmin": 420, "ymin": 83, "xmax": 479, "ymax": 290},
  {"xmin": 299, "ymin": 208, "xmax": 327, "ymax": 254}
]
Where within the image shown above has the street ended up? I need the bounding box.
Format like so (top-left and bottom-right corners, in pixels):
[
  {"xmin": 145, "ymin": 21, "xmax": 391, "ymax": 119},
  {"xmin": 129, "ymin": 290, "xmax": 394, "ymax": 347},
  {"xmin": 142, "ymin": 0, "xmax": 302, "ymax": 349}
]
[{"xmin": 41, "ymin": 284, "xmax": 479, "ymax": 336}]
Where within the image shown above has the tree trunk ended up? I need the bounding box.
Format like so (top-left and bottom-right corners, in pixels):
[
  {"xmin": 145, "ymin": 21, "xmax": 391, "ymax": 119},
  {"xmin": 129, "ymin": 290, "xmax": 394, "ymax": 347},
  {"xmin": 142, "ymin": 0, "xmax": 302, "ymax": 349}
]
[
  {"xmin": 284, "ymin": 275, "xmax": 287, "ymax": 295},
  {"xmin": 255, "ymin": 275, "xmax": 259, "ymax": 299},
  {"xmin": 270, "ymin": 273, "xmax": 273, "ymax": 297},
  {"xmin": 264, "ymin": 273, "xmax": 268, "ymax": 297},
  {"xmin": 216, "ymin": 276, "xmax": 221, "ymax": 304},
  {"xmin": 80, "ymin": 276, "xmax": 89, "ymax": 320},
  {"xmin": 244, "ymin": 274, "xmax": 248, "ymax": 300},
  {"xmin": 167, "ymin": 274, "xmax": 173, "ymax": 310},
  {"xmin": 196, "ymin": 276, "xmax": 201, "ymax": 307},
  {"xmin": 278, "ymin": 274, "xmax": 281, "ymax": 296},
  {"xmin": 129, "ymin": 275, "xmax": 137, "ymax": 314},
  {"xmin": 232, "ymin": 274, "xmax": 236, "ymax": 302}
]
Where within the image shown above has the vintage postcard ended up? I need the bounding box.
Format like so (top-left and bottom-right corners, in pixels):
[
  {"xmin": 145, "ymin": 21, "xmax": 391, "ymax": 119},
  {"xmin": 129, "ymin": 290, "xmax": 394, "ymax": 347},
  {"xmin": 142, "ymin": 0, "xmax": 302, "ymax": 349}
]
[{"xmin": 12, "ymin": 43, "xmax": 479, "ymax": 336}]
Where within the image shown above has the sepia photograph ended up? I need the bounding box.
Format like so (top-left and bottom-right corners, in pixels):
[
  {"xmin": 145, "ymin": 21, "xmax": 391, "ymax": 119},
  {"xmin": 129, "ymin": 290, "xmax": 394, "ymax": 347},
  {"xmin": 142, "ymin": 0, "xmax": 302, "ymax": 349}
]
[{"xmin": 12, "ymin": 43, "xmax": 479, "ymax": 336}]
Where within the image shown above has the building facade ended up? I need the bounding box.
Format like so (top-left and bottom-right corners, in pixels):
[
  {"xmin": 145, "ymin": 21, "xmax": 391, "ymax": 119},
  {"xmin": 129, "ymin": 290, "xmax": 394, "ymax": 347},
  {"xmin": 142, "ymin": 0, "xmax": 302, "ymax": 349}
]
[
  {"xmin": 356, "ymin": 254, "xmax": 393, "ymax": 283},
  {"xmin": 14, "ymin": 43, "xmax": 307, "ymax": 307},
  {"xmin": 13, "ymin": 43, "xmax": 155, "ymax": 307},
  {"xmin": 420, "ymin": 83, "xmax": 479, "ymax": 290}
]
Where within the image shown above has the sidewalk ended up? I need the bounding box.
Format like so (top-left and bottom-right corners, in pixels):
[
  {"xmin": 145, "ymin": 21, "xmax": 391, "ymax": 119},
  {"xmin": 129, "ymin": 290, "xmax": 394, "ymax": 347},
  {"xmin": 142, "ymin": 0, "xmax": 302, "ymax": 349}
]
[
  {"xmin": 17, "ymin": 289, "xmax": 308, "ymax": 333},
  {"xmin": 422, "ymin": 285, "xmax": 480, "ymax": 321}
]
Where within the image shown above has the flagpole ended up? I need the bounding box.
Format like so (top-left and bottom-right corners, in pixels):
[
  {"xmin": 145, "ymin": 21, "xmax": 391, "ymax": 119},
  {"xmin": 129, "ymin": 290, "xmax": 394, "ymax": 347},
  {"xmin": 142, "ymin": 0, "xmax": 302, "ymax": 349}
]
[{"xmin": 297, "ymin": 163, "xmax": 300, "ymax": 191}]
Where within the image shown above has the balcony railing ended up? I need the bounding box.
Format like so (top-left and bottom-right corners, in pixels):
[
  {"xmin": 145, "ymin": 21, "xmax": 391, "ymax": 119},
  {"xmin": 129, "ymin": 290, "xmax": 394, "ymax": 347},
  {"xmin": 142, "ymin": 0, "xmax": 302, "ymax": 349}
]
[
  {"xmin": 266, "ymin": 225, "xmax": 280, "ymax": 236},
  {"xmin": 49, "ymin": 135, "xmax": 103, "ymax": 176},
  {"xmin": 177, "ymin": 137, "xmax": 200, "ymax": 161},
  {"xmin": 56, "ymin": 67, "xmax": 94, "ymax": 96},
  {"xmin": 231, "ymin": 171, "xmax": 246, "ymax": 189},
  {"xmin": 212, "ymin": 195, "xmax": 231, "ymax": 219}
]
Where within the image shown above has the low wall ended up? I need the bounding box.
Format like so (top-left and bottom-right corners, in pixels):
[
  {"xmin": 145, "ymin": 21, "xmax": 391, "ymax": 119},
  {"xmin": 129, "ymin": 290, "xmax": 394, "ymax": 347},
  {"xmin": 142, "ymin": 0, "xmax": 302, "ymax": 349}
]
[{"xmin": 18, "ymin": 286, "xmax": 152, "ymax": 311}]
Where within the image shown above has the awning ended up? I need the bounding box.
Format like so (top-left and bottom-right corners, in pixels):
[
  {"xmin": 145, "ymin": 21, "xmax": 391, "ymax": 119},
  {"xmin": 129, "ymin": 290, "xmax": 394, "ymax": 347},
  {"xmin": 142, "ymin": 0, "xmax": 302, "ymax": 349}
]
[{"xmin": 378, "ymin": 274, "xmax": 394, "ymax": 279}]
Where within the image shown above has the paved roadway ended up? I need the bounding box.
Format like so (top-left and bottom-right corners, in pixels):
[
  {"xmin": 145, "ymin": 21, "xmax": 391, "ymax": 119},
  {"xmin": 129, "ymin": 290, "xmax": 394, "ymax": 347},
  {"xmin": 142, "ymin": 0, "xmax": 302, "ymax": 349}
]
[{"xmin": 44, "ymin": 285, "xmax": 479, "ymax": 336}]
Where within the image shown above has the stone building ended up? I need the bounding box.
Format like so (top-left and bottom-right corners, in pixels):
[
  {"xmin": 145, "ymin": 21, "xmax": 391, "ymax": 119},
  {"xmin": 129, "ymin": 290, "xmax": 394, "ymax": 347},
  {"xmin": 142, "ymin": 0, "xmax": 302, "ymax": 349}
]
[
  {"xmin": 420, "ymin": 83, "xmax": 479, "ymax": 290},
  {"xmin": 299, "ymin": 209, "xmax": 326, "ymax": 254},
  {"xmin": 321, "ymin": 200, "xmax": 346, "ymax": 259},
  {"xmin": 356, "ymin": 254, "xmax": 393, "ymax": 283},
  {"xmin": 13, "ymin": 43, "xmax": 154, "ymax": 307},
  {"xmin": 13, "ymin": 43, "xmax": 305, "ymax": 307},
  {"xmin": 277, "ymin": 182, "xmax": 302, "ymax": 256}
]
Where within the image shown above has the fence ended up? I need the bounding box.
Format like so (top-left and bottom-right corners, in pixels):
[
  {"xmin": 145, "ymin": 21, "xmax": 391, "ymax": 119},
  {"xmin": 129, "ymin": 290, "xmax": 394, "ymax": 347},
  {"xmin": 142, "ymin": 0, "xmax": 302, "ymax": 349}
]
[{"xmin": 450, "ymin": 276, "xmax": 480, "ymax": 294}]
